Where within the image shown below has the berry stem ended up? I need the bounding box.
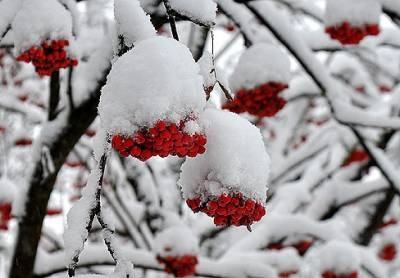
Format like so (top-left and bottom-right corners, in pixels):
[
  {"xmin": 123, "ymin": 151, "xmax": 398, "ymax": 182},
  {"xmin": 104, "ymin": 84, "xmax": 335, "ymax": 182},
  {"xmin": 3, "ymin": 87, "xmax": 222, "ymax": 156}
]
[{"xmin": 162, "ymin": 0, "xmax": 180, "ymax": 41}]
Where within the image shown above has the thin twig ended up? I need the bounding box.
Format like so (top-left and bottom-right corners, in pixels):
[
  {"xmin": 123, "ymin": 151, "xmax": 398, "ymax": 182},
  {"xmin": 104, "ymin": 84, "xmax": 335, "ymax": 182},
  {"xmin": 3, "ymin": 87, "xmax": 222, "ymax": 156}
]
[{"xmin": 163, "ymin": 0, "xmax": 180, "ymax": 41}]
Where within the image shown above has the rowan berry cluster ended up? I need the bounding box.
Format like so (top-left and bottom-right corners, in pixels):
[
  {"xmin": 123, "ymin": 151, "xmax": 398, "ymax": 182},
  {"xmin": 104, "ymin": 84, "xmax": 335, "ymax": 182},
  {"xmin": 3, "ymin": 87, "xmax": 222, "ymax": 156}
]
[
  {"xmin": 223, "ymin": 82, "xmax": 288, "ymax": 118},
  {"xmin": 0, "ymin": 203, "xmax": 12, "ymax": 230},
  {"xmin": 14, "ymin": 138, "xmax": 33, "ymax": 146},
  {"xmin": 322, "ymin": 271, "xmax": 358, "ymax": 278},
  {"xmin": 325, "ymin": 22, "xmax": 379, "ymax": 45},
  {"xmin": 156, "ymin": 255, "xmax": 198, "ymax": 277},
  {"xmin": 379, "ymin": 243, "xmax": 397, "ymax": 261},
  {"xmin": 186, "ymin": 192, "xmax": 266, "ymax": 227},
  {"xmin": 267, "ymin": 240, "xmax": 313, "ymax": 255},
  {"xmin": 112, "ymin": 120, "xmax": 206, "ymax": 161},
  {"xmin": 342, "ymin": 149, "xmax": 369, "ymax": 167},
  {"xmin": 17, "ymin": 39, "xmax": 78, "ymax": 76}
]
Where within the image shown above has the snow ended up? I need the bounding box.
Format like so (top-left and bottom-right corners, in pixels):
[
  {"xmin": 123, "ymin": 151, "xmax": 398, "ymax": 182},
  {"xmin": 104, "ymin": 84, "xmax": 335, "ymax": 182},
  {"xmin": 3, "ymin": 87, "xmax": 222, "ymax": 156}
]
[
  {"xmin": 316, "ymin": 240, "xmax": 360, "ymax": 274},
  {"xmin": 154, "ymin": 226, "xmax": 199, "ymax": 256},
  {"xmin": 179, "ymin": 108, "xmax": 270, "ymax": 203},
  {"xmin": 197, "ymin": 51, "xmax": 217, "ymax": 91},
  {"xmin": 229, "ymin": 43, "xmax": 291, "ymax": 93},
  {"xmin": 11, "ymin": 0, "xmax": 73, "ymax": 52},
  {"xmin": 99, "ymin": 36, "xmax": 206, "ymax": 135},
  {"xmin": 0, "ymin": 178, "xmax": 15, "ymax": 203},
  {"xmin": 114, "ymin": 0, "xmax": 156, "ymax": 47},
  {"xmin": 325, "ymin": 0, "xmax": 381, "ymax": 27},
  {"xmin": 0, "ymin": 0, "xmax": 22, "ymax": 38},
  {"xmin": 169, "ymin": 0, "xmax": 217, "ymax": 26},
  {"xmin": 63, "ymin": 165, "xmax": 102, "ymax": 269}
]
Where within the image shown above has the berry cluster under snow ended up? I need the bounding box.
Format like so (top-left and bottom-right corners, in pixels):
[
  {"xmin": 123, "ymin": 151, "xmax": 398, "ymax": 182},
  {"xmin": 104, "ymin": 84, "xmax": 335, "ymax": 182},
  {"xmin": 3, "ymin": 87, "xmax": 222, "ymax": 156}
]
[{"xmin": 179, "ymin": 108, "xmax": 270, "ymax": 226}]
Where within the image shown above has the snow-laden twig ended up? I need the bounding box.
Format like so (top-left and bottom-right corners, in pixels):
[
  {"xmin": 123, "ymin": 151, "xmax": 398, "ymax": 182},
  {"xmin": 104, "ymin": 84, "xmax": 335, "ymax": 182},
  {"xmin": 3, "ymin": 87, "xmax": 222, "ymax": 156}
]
[{"xmin": 64, "ymin": 137, "xmax": 109, "ymax": 277}]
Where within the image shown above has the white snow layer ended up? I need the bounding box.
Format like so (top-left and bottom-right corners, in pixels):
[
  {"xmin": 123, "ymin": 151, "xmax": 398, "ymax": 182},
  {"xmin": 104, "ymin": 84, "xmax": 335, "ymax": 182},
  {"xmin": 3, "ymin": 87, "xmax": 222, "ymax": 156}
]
[
  {"xmin": 169, "ymin": 0, "xmax": 217, "ymax": 26},
  {"xmin": 0, "ymin": 178, "xmax": 16, "ymax": 203},
  {"xmin": 325, "ymin": 0, "xmax": 381, "ymax": 26},
  {"xmin": 317, "ymin": 240, "xmax": 361, "ymax": 274},
  {"xmin": 11, "ymin": 0, "xmax": 73, "ymax": 52},
  {"xmin": 229, "ymin": 43, "xmax": 291, "ymax": 93},
  {"xmin": 64, "ymin": 166, "xmax": 102, "ymax": 268},
  {"xmin": 99, "ymin": 36, "xmax": 206, "ymax": 135},
  {"xmin": 114, "ymin": 0, "xmax": 156, "ymax": 47},
  {"xmin": 154, "ymin": 226, "xmax": 199, "ymax": 257},
  {"xmin": 0, "ymin": 0, "xmax": 22, "ymax": 38},
  {"xmin": 179, "ymin": 108, "xmax": 270, "ymax": 203}
]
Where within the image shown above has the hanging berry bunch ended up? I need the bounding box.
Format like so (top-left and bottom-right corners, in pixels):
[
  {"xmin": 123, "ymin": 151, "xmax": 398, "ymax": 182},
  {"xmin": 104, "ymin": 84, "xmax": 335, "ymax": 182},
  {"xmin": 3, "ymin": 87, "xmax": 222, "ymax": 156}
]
[
  {"xmin": 0, "ymin": 203, "xmax": 12, "ymax": 231},
  {"xmin": 223, "ymin": 43, "xmax": 290, "ymax": 118},
  {"xmin": 111, "ymin": 119, "xmax": 206, "ymax": 161},
  {"xmin": 16, "ymin": 40, "xmax": 77, "ymax": 76},
  {"xmin": 325, "ymin": 0, "xmax": 381, "ymax": 45},
  {"xmin": 321, "ymin": 270, "xmax": 358, "ymax": 278},
  {"xmin": 99, "ymin": 37, "xmax": 207, "ymax": 162},
  {"xmin": 378, "ymin": 243, "xmax": 397, "ymax": 261},
  {"xmin": 0, "ymin": 179, "xmax": 15, "ymax": 231},
  {"xmin": 180, "ymin": 109, "xmax": 270, "ymax": 228},
  {"xmin": 342, "ymin": 148, "xmax": 369, "ymax": 167},
  {"xmin": 11, "ymin": 0, "xmax": 77, "ymax": 76},
  {"xmin": 154, "ymin": 227, "xmax": 199, "ymax": 277}
]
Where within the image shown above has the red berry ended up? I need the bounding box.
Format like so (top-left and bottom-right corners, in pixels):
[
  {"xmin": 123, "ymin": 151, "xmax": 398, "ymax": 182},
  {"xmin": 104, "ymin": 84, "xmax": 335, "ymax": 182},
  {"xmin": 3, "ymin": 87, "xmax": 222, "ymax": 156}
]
[
  {"xmin": 186, "ymin": 193, "xmax": 266, "ymax": 228},
  {"xmin": 157, "ymin": 255, "xmax": 198, "ymax": 277},
  {"xmin": 223, "ymin": 82, "xmax": 287, "ymax": 118},
  {"xmin": 379, "ymin": 243, "xmax": 397, "ymax": 261},
  {"xmin": 0, "ymin": 203, "xmax": 12, "ymax": 230}
]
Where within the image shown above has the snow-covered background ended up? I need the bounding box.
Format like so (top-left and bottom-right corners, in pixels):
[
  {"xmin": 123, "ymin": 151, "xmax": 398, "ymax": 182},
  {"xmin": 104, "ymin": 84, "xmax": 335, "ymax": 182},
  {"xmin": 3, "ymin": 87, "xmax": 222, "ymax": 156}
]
[{"xmin": 0, "ymin": 0, "xmax": 400, "ymax": 277}]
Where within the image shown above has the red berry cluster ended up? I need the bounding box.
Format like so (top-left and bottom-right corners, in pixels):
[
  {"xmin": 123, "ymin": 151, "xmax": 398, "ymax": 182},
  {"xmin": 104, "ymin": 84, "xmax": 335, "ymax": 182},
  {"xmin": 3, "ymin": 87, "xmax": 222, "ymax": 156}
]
[
  {"xmin": 46, "ymin": 208, "xmax": 63, "ymax": 216},
  {"xmin": 267, "ymin": 240, "xmax": 313, "ymax": 255},
  {"xmin": 156, "ymin": 255, "xmax": 198, "ymax": 277},
  {"xmin": 322, "ymin": 271, "xmax": 358, "ymax": 278},
  {"xmin": 17, "ymin": 39, "xmax": 78, "ymax": 76},
  {"xmin": 112, "ymin": 120, "xmax": 206, "ymax": 161},
  {"xmin": 279, "ymin": 270, "xmax": 298, "ymax": 278},
  {"xmin": 379, "ymin": 85, "xmax": 392, "ymax": 93},
  {"xmin": 223, "ymin": 82, "xmax": 288, "ymax": 118},
  {"xmin": 14, "ymin": 138, "xmax": 33, "ymax": 146},
  {"xmin": 325, "ymin": 22, "xmax": 379, "ymax": 45},
  {"xmin": 0, "ymin": 203, "xmax": 12, "ymax": 231},
  {"xmin": 379, "ymin": 243, "xmax": 397, "ymax": 261},
  {"xmin": 342, "ymin": 149, "xmax": 369, "ymax": 167},
  {"xmin": 186, "ymin": 193, "xmax": 266, "ymax": 227}
]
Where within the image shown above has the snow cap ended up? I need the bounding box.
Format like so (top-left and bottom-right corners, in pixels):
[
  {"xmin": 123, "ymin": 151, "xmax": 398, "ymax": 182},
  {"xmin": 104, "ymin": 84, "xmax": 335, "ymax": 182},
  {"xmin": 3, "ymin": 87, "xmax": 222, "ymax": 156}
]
[
  {"xmin": 11, "ymin": 0, "xmax": 73, "ymax": 52},
  {"xmin": 154, "ymin": 226, "xmax": 199, "ymax": 257},
  {"xmin": 325, "ymin": 0, "xmax": 381, "ymax": 27},
  {"xmin": 179, "ymin": 108, "xmax": 270, "ymax": 203},
  {"xmin": 229, "ymin": 43, "xmax": 290, "ymax": 93},
  {"xmin": 98, "ymin": 36, "xmax": 206, "ymax": 135}
]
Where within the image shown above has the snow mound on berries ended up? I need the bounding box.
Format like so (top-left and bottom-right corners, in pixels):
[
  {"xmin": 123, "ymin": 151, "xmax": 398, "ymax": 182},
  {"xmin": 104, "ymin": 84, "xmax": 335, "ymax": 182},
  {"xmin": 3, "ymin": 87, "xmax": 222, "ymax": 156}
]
[
  {"xmin": 229, "ymin": 43, "xmax": 290, "ymax": 93},
  {"xmin": 0, "ymin": 0, "xmax": 22, "ymax": 39},
  {"xmin": 0, "ymin": 178, "xmax": 15, "ymax": 203},
  {"xmin": 154, "ymin": 226, "xmax": 199, "ymax": 256},
  {"xmin": 98, "ymin": 36, "xmax": 206, "ymax": 135},
  {"xmin": 317, "ymin": 240, "xmax": 360, "ymax": 273},
  {"xmin": 114, "ymin": 0, "xmax": 156, "ymax": 47},
  {"xmin": 179, "ymin": 108, "xmax": 270, "ymax": 203},
  {"xmin": 11, "ymin": 0, "xmax": 73, "ymax": 52},
  {"xmin": 169, "ymin": 0, "xmax": 217, "ymax": 26},
  {"xmin": 325, "ymin": 0, "xmax": 381, "ymax": 26}
]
